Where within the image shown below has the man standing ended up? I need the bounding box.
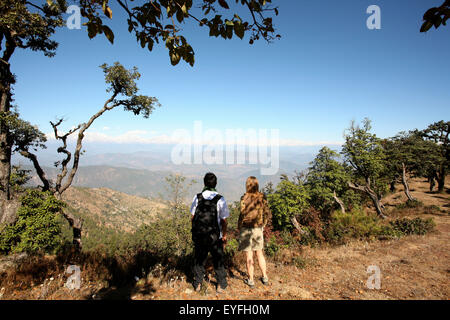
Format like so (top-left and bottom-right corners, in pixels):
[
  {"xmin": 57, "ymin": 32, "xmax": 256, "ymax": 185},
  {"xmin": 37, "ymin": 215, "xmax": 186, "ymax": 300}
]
[{"xmin": 190, "ymin": 172, "xmax": 229, "ymax": 293}]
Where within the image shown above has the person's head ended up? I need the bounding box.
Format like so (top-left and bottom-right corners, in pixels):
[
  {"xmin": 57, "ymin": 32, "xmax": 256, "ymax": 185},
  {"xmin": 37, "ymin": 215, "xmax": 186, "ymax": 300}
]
[
  {"xmin": 245, "ymin": 176, "xmax": 259, "ymax": 194},
  {"xmin": 203, "ymin": 172, "xmax": 217, "ymax": 189}
]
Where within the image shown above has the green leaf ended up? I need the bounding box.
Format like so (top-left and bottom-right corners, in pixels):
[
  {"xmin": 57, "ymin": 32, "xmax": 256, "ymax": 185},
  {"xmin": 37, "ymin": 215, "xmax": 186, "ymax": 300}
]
[
  {"xmin": 102, "ymin": 25, "xmax": 114, "ymax": 44},
  {"xmin": 181, "ymin": 4, "xmax": 188, "ymax": 16},
  {"xmin": 234, "ymin": 21, "xmax": 244, "ymax": 39},
  {"xmin": 218, "ymin": 0, "xmax": 230, "ymax": 9},
  {"xmin": 170, "ymin": 52, "xmax": 181, "ymax": 65},
  {"xmin": 87, "ymin": 23, "xmax": 97, "ymax": 39},
  {"xmin": 105, "ymin": 6, "xmax": 113, "ymax": 19},
  {"xmin": 176, "ymin": 9, "xmax": 184, "ymax": 23},
  {"xmin": 420, "ymin": 21, "xmax": 433, "ymax": 32}
]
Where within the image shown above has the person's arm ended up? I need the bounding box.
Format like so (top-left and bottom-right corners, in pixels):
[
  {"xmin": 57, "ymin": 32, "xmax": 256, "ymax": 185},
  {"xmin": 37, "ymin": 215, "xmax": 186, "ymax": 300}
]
[
  {"xmin": 190, "ymin": 195, "xmax": 198, "ymax": 221},
  {"xmin": 218, "ymin": 197, "xmax": 230, "ymax": 243},
  {"xmin": 220, "ymin": 219, "xmax": 227, "ymax": 243},
  {"xmin": 238, "ymin": 196, "xmax": 245, "ymax": 230},
  {"xmin": 262, "ymin": 196, "xmax": 272, "ymax": 228}
]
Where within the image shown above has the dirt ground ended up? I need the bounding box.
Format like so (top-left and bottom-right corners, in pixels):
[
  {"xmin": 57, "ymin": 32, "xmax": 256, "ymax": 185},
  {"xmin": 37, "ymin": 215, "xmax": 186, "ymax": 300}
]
[
  {"xmin": 0, "ymin": 178, "xmax": 448, "ymax": 300},
  {"xmin": 132, "ymin": 178, "xmax": 450, "ymax": 300}
]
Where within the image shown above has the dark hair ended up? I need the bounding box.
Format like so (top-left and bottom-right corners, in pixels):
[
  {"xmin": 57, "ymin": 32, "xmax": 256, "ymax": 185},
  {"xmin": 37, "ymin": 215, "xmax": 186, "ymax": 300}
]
[{"xmin": 203, "ymin": 172, "xmax": 217, "ymax": 188}]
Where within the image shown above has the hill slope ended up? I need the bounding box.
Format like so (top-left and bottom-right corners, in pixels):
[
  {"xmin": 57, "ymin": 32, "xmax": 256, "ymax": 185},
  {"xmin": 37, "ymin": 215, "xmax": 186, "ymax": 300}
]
[{"xmin": 62, "ymin": 187, "xmax": 166, "ymax": 233}]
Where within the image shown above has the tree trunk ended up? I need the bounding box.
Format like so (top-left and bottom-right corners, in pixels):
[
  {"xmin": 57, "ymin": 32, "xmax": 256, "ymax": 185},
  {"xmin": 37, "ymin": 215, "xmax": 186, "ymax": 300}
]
[
  {"xmin": 348, "ymin": 181, "xmax": 387, "ymax": 219},
  {"xmin": 0, "ymin": 140, "xmax": 11, "ymax": 201},
  {"xmin": 401, "ymin": 163, "xmax": 415, "ymax": 201},
  {"xmin": 63, "ymin": 210, "xmax": 83, "ymax": 251},
  {"xmin": 0, "ymin": 82, "xmax": 12, "ymax": 201},
  {"xmin": 333, "ymin": 191, "xmax": 346, "ymax": 214},
  {"xmin": 437, "ymin": 165, "xmax": 446, "ymax": 193},
  {"xmin": 389, "ymin": 180, "xmax": 396, "ymax": 193},
  {"xmin": 290, "ymin": 216, "xmax": 308, "ymax": 236}
]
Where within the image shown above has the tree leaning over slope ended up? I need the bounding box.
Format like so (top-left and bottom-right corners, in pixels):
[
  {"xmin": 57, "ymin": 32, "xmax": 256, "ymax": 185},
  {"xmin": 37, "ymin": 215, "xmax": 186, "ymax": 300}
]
[
  {"xmin": 0, "ymin": 0, "xmax": 281, "ymax": 202},
  {"xmin": 0, "ymin": 0, "xmax": 67, "ymax": 201},
  {"xmin": 341, "ymin": 119, "xmax": 388, "ymax": 218},
  {"xmin": 21, "ymin": 62, "xmax": 160, "ymax": 250}
]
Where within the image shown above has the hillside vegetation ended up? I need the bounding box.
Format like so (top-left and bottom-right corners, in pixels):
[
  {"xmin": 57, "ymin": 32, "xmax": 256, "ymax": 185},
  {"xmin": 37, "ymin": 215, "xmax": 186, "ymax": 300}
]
[{"xmin": 0, "ymin": 177, "xmax": 448, "ymax": 300}]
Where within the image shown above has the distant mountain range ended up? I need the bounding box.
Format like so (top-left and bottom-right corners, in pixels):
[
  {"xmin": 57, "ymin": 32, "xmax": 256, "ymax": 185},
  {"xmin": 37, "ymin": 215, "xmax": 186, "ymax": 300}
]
[{"xmin": 14, "ymin": 143, "xmax": 340, "ymax": 202}]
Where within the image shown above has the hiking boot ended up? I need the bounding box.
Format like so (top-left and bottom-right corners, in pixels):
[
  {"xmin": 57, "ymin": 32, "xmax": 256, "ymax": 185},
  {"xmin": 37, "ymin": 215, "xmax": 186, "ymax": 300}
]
[
  {"xmin": 244, "ymin": 279, "xmax": 255, "ymax": 289},
  {"xmin": 261, "ymin": 276, "xmax": 269, "ymax": 285}
]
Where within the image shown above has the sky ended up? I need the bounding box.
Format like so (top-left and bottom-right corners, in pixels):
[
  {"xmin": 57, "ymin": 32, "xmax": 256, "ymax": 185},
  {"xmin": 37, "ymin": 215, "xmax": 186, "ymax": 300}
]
[{"xmin": 10, "ymin": 0, "xmax": 450, "ymax": 149}]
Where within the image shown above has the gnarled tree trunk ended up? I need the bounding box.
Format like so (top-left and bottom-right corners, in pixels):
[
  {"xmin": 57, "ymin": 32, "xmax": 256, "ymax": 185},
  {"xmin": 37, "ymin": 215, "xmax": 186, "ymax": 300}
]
[
  {"xmin": 0, "ymin": 60, "xmax": 14, "ymax": 201},
  {"xmin": 348, "ymin": 181, "xmax": 387, "ymax": 219},
  {"xmin": 401, "ymin": 163, "xmax": 415, "ymax": 201},
  {"xmin": 333, "ymin": 190, "xmax": 346, "ymax": 214}
]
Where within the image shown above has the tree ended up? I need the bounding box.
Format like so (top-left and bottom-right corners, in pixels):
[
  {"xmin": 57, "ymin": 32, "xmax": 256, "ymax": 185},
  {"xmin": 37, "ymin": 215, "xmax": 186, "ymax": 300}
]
[
  {"xmin": 0, "ymin": 0, "xmax": 280, "ymax": 201},
  {"xmin": 383, "ymin": 131, "xmax": 442, "ymax": 202},
  {"xmin": 420, "ymin": 0, "xmax": 450, "ymax": 32},
  {"xmin": 21, "ymin": 62, "xmax": 160, "ymax": 249},
  {"xmin": 341, "ymin": 119, "xmax": 388, "ymax": 218},
  {"xmin": 163, "ymin": 173, "xmax": 196, "ymax": 215},
  {"xmin": 0, "ymin": 0, "xmax": 67, "ymax": 201},
  {"xmin": 419, "ymin": 121, "xmax": 450, "ymax": 193},
  {"xmin": 305, "ymin": 147, "xmax": 349, "ymax": 215},
  {"xmin": 267, "ymin": 176, "xmax": 309, "ymax": 231}
]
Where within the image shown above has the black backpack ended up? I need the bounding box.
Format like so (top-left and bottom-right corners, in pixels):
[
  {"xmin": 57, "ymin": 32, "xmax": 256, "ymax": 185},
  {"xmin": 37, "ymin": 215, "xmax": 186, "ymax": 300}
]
[{"xmin": 192, "ymin": 193, "xmax": 222, "ymax": 245}]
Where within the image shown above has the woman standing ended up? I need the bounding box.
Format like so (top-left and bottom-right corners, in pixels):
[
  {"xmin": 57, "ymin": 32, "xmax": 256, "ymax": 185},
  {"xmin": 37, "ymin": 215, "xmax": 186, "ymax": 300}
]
[{"xmin": 238, "ymin": 176, "xmax": 272, "ymax": 288}]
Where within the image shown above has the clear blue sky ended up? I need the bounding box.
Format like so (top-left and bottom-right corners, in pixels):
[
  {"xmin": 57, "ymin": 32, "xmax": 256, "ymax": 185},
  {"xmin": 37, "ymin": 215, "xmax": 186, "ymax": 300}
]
[{"xmin": 10, "ymin": 0, "xmax": 450, "ymax": 147}]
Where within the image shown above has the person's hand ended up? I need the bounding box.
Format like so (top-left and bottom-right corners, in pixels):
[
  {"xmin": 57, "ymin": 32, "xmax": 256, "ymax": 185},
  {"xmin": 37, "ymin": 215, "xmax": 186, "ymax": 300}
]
[{"xmin": 222, "ymin": 234, "xmax": 227, "ymax": 244}]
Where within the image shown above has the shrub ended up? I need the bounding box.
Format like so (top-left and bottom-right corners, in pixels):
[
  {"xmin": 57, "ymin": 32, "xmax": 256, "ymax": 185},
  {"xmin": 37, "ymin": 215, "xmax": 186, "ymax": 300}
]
[
  {"xmin": 132, "ymin": 206, "xmax": 193, "ymax": 262},
  {"xmin": 0, "ymin": 190, "xmax": 66, "ymax": 255},
  {"xmin": 395, "ymin": 199, "xmax": 423, "ymax": 210},
  {"xmin": 324, "ymin": 209, "xmax": 383, "ymax": 244},
  {"xmin": 267, "ymin": 179, "xmax": 310, "ymax": 231},
  {"xmin": 389, "ymin": 217, "xmax": 435, "ymax": 235},
  {"xmin": 264, "ymin": 235, "xmax": 280, "ymax": 258},
  {"xmin": 224, "ymin": 238, "xmax": 239, "ymax": 262}
]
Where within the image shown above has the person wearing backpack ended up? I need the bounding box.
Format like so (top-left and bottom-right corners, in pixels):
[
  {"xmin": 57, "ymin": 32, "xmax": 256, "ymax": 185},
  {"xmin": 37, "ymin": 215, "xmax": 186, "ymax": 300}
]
[
  {"xmin": 190, "ymin": 172, "xmax": 229, "ymax": 293},
  {"xmin": 238, "ymin": 176, "xmax": 272, "ymax": 288}
]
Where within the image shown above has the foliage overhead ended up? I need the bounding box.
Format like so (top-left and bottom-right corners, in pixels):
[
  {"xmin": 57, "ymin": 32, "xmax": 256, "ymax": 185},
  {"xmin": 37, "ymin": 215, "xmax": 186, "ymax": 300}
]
[
  {"xmin": 0, "ymin": 0, "xmax": 67, "ymax": 58},
  {"xmin": 420, "ymin": 0, "xmax": 450, "ymax": 32},
  {"xmin": 78, "ymin": 0, "xmax": 280, "ymax": 66}
]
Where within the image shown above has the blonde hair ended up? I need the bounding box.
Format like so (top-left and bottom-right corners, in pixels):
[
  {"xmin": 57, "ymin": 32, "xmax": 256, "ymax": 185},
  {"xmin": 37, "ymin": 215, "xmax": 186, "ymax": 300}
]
[{"xmin": 245, "ymin": 176, "xmax": 259, "ymax": 194}]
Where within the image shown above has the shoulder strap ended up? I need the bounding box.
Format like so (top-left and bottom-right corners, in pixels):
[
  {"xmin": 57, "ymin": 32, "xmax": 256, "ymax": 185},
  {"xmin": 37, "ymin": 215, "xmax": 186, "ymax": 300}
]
[
  {"xmin": 211, "ymin": 194, "xmax": 222, "ymax": 204},
  {"xmin": 197, "ymin": 193, "xmax": 203, "ymax": 202}
]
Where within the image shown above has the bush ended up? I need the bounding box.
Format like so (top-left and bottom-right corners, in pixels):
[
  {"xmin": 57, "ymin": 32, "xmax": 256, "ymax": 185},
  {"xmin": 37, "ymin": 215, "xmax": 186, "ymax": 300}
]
[
  {"xmin": 264, "ymin": 235, "xmax": 280, "ymax": 257},
  {"xmin": 395, "ymin": 199, "xmax": 423, "ymax": 210},
  {"xmin": 389, "ymin": 217, "xmax": 435, "ymax": 235},
  {"xmin": 0, "ymin": 190, "xmax": 66, "ymax": 255},
  {"xmin": 267, "ymin": 179, "xmax": 310, "ymax": 231},
  {"xmin": 132, "ymin": 207, "xmax": 193, "ymax": 262},
  {"xmin": 324, "ymin": 209, "xmax": 383, "ymax": 244}
]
